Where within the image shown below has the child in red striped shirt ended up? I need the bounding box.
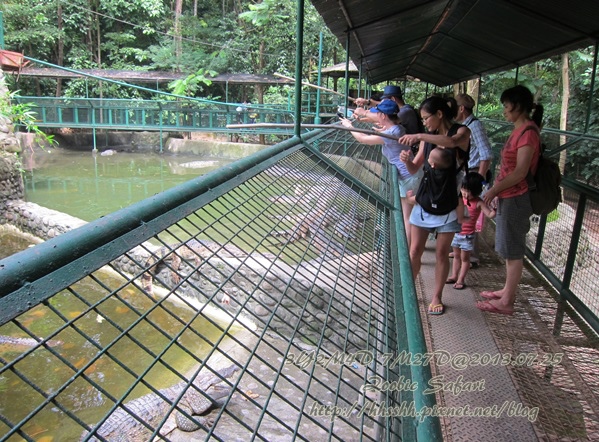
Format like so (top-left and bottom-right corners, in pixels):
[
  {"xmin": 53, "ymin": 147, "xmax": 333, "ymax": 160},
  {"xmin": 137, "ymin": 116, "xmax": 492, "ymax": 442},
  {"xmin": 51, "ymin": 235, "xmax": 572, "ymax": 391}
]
[{"xmin": 446, "ymin": 172, "xmax": 496, "ymax": 289}]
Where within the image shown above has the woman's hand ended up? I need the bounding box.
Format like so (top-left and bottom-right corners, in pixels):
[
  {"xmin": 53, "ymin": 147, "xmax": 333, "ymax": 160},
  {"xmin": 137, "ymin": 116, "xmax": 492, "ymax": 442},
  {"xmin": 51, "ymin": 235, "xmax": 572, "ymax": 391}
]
[
  {"xmin": 399, "ymin": 133, "xmax": 420, "ymax": 146},
  {"xmin": 354, "ymin": 97, "xmax": 369, "ymax": 107},
  {"xmin": 483, "ymin": 187, "xmax": 498, "ymax": 208}
]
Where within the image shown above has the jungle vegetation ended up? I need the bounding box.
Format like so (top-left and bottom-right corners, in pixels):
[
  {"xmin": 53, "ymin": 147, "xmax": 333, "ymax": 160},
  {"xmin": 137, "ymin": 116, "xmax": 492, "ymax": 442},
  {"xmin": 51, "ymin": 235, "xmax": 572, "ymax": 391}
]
[{"xmin": 1, "ymin": 0, "xmax": 598, "ymax": 181}]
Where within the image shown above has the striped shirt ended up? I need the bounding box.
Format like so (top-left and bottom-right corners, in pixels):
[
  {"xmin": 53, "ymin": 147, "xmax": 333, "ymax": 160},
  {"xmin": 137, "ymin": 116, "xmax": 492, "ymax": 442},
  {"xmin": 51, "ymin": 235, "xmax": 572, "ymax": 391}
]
[{"xmin": 463, "ymin": 115, "xmax": 493, "ymax": 170}]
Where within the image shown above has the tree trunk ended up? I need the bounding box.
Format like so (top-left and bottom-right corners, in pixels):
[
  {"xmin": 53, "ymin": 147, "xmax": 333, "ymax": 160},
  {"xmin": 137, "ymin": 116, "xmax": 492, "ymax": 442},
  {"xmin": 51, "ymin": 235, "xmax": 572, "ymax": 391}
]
[
  {"xmin": 56, "ymin": 0, "xmax": 64, "ymax": 97},
  {"xmin": 559, "ymin": 53, "xmax": 569, "ymax": 174},
  {"xmin": 174, "ymin": 0, "xmax": 183, "ymax": 71},
  {"xmin": 467, "ymin": 78, "xmax": 480, "ymax": 110}
]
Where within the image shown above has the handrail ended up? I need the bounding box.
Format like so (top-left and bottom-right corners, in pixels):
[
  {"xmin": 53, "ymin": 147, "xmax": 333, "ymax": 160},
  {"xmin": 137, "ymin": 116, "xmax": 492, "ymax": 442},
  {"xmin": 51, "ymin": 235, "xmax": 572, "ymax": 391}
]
[{"xmin": 0, "ymin": 126, "xmax": 441, "ymax": 440}]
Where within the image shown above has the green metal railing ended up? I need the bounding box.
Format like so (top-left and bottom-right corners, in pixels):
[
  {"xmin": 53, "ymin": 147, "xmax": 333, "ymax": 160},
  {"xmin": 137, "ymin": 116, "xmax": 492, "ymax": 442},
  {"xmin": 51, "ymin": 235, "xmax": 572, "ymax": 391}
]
[
  {"xmin": 482, "ymin": 119, "xmax": 599, "ymax": 331},
  {"xmin": 13, "ymin": 96, "xmax": 337, "ymax": 134},
  {"xmin": 0, "ymin": 126, "xmax": 441, "ymax": 441}
]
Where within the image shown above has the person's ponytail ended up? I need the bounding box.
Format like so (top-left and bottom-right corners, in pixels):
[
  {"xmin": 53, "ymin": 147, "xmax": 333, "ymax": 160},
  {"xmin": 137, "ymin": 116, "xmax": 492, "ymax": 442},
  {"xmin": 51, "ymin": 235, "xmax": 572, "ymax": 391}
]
[{"xmin": 532, "ymin": 103, "xmax": 544, "ymax": 128}]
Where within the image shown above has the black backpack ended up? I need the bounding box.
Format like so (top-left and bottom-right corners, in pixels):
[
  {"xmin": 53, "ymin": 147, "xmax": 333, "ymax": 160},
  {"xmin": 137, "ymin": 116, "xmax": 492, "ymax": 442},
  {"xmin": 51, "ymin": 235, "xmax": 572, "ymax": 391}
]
[
  {"xmin": 415, "ymin": 124, "xmax": 466, "ymax": 215},
  {"xmin": 520, "ymin": 126, "xmax": 563, "ymax": 215},
  {"xmin": 415, "ymin": 144, "xmax": 459, "ymax": 215}
]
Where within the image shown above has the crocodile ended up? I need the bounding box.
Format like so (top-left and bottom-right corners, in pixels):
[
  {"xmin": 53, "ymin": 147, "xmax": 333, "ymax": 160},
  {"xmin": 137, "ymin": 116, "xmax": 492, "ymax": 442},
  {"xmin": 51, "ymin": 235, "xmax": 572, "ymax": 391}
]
[
  {"xmin": 0, "ymin": 335, "xmax": 63, "ymax": 354},
  {"xmin": 268, "ymin": 203, "xmax": 368, "ymax": 255},
  {"xmin": 141, "ymin": 239, "xmax": 248, "ymax": 296},
  {"xmin": 81, "ymin": 364, "xmax": 238, "ymax": 441}
]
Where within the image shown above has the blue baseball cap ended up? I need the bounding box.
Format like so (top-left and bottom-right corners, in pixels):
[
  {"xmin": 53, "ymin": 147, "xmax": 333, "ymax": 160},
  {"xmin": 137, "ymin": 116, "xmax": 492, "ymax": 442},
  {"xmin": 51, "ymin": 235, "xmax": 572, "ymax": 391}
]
[
  {"xmin": 369, "ymin": 99, "xmax": 399, "ymax": 115},
  {"xmin": 382, "ymin": 85, "xmax": 403, "ymax": 99}
]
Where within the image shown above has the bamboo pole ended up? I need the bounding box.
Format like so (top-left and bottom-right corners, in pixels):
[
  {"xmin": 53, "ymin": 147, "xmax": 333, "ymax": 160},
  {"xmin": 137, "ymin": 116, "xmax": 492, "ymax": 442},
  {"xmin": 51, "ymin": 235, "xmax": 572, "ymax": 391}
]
[
  {"xmin": 226, "ymin": 122, "xmax": 400, "ymax": 141},
  {"xmin": 274, "ymin": 73, "xmax": 355, "ymax": 101}
]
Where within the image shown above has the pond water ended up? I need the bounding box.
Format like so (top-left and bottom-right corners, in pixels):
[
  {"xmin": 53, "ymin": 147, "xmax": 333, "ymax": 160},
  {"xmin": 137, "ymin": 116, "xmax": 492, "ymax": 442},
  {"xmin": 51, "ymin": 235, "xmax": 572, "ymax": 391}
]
[
  {"xmin": 21, "ymin": 148, "xmax": 233, "ymax": 222},
  {"xmin": 0, "ymin": 264, "xmax": 237, "ymax": 441},
  {"xmin": 1, "ymin": 148, "xmax": 239, "ymax": 440}
]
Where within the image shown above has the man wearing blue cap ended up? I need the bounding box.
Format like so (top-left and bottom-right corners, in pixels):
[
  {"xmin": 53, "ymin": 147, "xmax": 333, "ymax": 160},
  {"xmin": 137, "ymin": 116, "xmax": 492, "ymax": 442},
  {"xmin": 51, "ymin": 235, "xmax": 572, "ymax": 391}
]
[{"xmin": 353, "ymin": 85, "xmax": 421, "ymax": 135}]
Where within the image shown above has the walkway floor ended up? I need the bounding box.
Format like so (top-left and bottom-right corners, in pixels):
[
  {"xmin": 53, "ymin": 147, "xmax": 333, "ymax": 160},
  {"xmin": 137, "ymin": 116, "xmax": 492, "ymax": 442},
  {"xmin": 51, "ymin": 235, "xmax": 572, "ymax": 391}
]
[{"xmin": 417, "ymin": 227, "xmax": 599, "ymax": 441}]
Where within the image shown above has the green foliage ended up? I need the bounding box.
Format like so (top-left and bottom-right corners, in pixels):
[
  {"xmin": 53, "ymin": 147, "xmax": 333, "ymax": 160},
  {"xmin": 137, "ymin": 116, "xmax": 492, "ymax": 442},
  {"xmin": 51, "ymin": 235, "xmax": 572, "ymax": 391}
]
[
  {"xmin": 239, "ymin": 0, "xmax": 287, "ymax": 26},
  {"xmin": 1, "ymin": 1, "xmax": 59, "ymax": 59},
  {"xmin": 263, "ymin": 86, "xmax": 292, "ymax": 106},
  {"xmin": 547, "ymin": 208, "xmax": 559, "ymax": 223},
  {"xmin": 0, "ymin": 90, "xmax": 56, "ymax": 147},
  {"xmin": 168, "ymin": 68, "xmax": 218, "ymax": 97}
]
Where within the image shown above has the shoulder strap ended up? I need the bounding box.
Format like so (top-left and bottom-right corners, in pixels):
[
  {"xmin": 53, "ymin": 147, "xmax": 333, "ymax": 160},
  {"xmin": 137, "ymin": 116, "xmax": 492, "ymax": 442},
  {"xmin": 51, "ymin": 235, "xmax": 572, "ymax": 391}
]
[
  {"xmin": 465, "ymin": 116, "xmax": 478, "ymax": 126},
  {"xmin": 516, "ymin": 124, "xmax": 543, "ymax": 153},
  {"xmin": 518, "ymin": 124, "xmax": 539, "ymax": 139},
  {"xmin": 448, "ymin": 123, "xmax": 469, "ymax": 173},
  {"xmin": 516, "ymin": 124, "xmax": 542, "ymax": 180},
  {"xmin": 448, "ymin": 123, "xmax": 462, "ymax": 137}
]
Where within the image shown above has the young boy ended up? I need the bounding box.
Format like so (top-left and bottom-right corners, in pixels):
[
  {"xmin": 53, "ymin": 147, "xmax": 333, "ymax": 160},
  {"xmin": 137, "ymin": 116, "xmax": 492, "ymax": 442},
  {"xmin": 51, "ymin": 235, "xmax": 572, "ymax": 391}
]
[{"xmin": 428, "ymin": 146, "xmax": 453, "ymax": 170}]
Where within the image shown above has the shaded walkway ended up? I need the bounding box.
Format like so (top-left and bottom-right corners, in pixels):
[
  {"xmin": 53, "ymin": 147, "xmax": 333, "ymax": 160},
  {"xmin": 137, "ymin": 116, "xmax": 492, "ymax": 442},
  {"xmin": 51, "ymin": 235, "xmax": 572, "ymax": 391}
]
[{"xmin": 417, "ymin": 225, "xmax": 599, "ymax": 441}]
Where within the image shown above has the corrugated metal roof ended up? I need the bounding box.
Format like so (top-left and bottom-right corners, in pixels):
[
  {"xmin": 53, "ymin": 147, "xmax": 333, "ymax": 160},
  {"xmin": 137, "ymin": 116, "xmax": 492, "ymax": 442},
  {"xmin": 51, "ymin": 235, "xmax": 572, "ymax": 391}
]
[{"xmin": 310, "ymin": 0, "xmax": 599, "ymax": 86}]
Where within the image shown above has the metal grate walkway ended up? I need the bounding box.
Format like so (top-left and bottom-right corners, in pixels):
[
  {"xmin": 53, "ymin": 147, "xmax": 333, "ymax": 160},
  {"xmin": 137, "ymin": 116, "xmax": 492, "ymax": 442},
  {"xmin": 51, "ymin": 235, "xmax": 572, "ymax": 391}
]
[{"xmin": 416, "ymin": 225, "xmax": 599, "ymax": 441}]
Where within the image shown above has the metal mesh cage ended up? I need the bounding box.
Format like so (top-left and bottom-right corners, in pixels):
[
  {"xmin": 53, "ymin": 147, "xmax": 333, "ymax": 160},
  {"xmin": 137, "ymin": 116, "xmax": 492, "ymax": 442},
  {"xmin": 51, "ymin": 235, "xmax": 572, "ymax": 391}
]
[{"xmin": 0, "ymin": 128, "xmax": 423, "ymax": 441}]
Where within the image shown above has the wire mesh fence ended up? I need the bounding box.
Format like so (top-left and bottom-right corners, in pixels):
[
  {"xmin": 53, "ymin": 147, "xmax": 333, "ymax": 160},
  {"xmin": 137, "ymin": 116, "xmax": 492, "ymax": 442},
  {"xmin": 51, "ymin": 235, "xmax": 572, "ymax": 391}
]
[{"xmin": 0, "ymin": 128, "xmax": 426, "ymax": 441}]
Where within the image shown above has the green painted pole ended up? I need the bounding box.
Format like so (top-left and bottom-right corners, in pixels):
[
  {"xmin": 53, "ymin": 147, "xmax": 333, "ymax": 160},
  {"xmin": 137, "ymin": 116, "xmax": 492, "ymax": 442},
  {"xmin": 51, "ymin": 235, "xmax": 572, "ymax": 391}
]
[
  {"xmin": 314, "ymin": 32, "xmax": 323, "ymax": 124},
  {"xmin": 391, "ymin": 171, "xmax": 443, "ymax": 441},
  {"xmin": 293, "ymin": 0, "xmax": 305, "ymax": 137},
  {"xmin": 344, "ymin": 37, "xmax": 350, "ymax": 116},
  {"xmin": 0, "ymin": 12, "xmax": 4, "ymax": 49}
]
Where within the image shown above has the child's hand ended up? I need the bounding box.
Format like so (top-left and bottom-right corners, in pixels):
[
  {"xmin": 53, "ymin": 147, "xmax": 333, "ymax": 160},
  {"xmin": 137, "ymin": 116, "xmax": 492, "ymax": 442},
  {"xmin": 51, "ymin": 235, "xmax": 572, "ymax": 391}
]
[
  {"xmin": 406, "ymin": 189, "xmax": 416, "ymax": 205},
  {"xmin": 399, "ymin": 150, "xmax": 412, "ymax": 163}
]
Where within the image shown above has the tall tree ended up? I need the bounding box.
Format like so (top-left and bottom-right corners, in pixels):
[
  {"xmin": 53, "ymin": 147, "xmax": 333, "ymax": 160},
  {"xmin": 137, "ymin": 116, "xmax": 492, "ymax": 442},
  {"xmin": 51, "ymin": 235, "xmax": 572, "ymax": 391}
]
[
  {"xmin": 560, "ymin": 53, "xmax": 569, "ymax": 174},
  {"xmin": 174, "ymin": 0, "xmax": 183, "ymax": 70}
]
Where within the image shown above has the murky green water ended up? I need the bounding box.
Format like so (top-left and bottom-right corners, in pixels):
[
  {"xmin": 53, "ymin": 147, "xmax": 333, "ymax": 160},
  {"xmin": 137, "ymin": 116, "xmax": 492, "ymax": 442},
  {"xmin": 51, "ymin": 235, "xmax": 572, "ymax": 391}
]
[
  {"xmin": 0, "ymin": 265, "xmax": 236, "ymax": 441},
  {"xmin": 22, "ymin": 148, "xmax": 232, "ymax": 222},
  {"xmin": 2, "ymin": 148, "xmax": 238, "ymax": 440}
]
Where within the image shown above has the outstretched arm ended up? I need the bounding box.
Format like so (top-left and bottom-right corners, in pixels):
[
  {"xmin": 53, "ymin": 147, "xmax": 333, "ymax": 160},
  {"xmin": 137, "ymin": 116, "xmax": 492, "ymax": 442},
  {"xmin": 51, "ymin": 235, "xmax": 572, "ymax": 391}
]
[
  {"xmin": 339, "ymin": 118, "xmax": 384, "ymax": 145},
  {"xmin": 478, "ymin": 200, "xmax": 496, "ymax": 219},
  {"xmin": 401, "ymin": 126, "xmax": 470, "ymax": 153}
]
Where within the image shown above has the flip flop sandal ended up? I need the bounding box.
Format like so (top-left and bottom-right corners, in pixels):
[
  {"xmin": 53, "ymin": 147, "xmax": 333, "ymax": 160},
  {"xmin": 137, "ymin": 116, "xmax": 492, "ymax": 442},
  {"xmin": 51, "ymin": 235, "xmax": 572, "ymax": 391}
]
[
  {"xmin": 453, "ymin": 282, "xmax": 467, "ymax": 290},
  {"xmin": 445, "ymin": 278, "xmax": 457, "ymax": 284},
  {"xmin": 476, "ymin": 300, "xmax": 514, "ymax": 316},
  {"xmin": 480, "ymin": 291, "xmax": 501, "ymax": 300},
  {"xmin": 428, "ymin": 303, "xmax": 445, "ymax": 315}
]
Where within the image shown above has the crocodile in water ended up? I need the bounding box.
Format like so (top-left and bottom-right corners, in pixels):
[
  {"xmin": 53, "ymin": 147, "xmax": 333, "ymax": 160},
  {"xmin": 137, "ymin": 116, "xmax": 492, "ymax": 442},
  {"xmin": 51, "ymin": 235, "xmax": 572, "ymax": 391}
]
[{"xmin": 81, "ymin": 364, "xmax": 238, "ymax": 441}]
